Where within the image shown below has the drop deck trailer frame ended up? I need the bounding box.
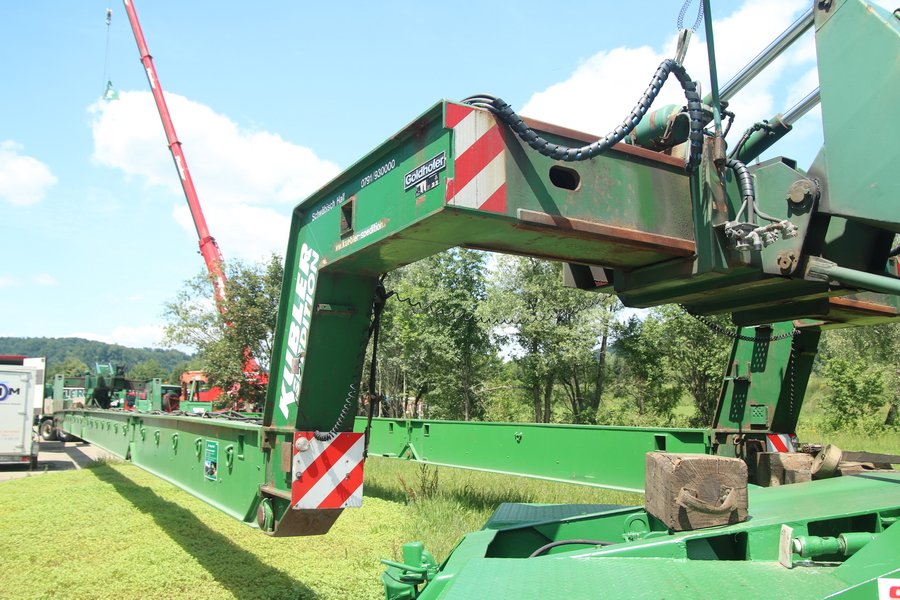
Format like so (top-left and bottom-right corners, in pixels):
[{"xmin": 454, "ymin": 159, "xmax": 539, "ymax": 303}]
[{"xmin": 58, "ymin": 1, "xmax": 900, "ymax": 597}]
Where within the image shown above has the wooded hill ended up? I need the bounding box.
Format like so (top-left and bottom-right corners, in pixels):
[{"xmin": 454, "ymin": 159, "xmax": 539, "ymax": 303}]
[{"xmin": 0, "ymin": 337, "xmax": 191, "ymax": 373}]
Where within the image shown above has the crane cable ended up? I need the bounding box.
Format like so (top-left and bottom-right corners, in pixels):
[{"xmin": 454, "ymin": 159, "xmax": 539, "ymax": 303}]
[{"xmin": 102, "ymin": 8, "xmax": 118, "ymax": 101}]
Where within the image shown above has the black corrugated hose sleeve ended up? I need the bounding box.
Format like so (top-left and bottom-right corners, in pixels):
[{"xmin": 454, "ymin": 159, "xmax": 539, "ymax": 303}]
[{"xmin": 485, "ymin": 59, "xmax": 704, "ymax": 173}]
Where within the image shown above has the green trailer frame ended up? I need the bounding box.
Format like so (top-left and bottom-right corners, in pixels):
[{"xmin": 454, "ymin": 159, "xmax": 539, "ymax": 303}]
[{"xmin": 57, "ymin": 0, "xmax": 900, "ymax": 597}]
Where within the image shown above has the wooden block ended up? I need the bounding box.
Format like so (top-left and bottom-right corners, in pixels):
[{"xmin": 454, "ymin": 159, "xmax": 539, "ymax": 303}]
[
  {"xmin": 756, "ymin": 452, "xmax": 814, "ymax": 487},
  {"xmin": 645, "ymin": 452, "xmax": 748, "ymax": 531},
  {"xmin": 783, "ymin": 468, "xmax": 811, "ymax": 484}
]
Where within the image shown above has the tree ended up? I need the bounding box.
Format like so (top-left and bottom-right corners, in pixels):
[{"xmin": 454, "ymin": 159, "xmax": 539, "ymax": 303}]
[
  {"xmin": 127, "ymin": 359, "xmax": 169, "ymax": 381},
  {"xmin": 162, "ymin": 254, "xmax": 283, "ymax": 407},
  {"xmin": 610, "ymin": 315, "xmax": 682, "ymax": 421},
  {"xmin": 369, "ymin": 249, "xmax": 497, "ymax": 421},
  {"xmin": 817, "ymin": 323, "xmax": 899, "ymax": 430},
  {"xmin": 653, "ymin": 306, "xmax": 732, "ymax": 426},
  {"xmin": 47, "ymin": 356, "xmax": 89, "ymax": 378},
  {"xmin": 483, "ymin": 256, "xmax": 614, "ymax": 424},
  {"xmin": 821, "ymin": 357, "xmax": 887, "ymax": 430}
]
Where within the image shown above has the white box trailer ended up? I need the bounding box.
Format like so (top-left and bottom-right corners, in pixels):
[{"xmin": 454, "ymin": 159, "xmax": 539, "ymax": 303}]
[{"xmin": 0, "ymin": 364, "xmax": 39, "ymax": 468}]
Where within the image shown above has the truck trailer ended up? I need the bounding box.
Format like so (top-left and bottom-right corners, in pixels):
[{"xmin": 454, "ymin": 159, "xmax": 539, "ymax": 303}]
[{"xmin": 0, "ymin": 356, "xmax": 40, "ymax": 469}]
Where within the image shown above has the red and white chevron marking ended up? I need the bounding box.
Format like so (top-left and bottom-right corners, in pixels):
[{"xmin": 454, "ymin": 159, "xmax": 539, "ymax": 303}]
[
  {"xmin": 766, "ymin": 433, "xmax": 797, "ymax": 453},
  {"xmin": 291, "ymin": 432, "xmax": 364, "ymax": 510},
  {"xmin": 445, "ymin": 103, "xmax": 506, "ymax": 213}
]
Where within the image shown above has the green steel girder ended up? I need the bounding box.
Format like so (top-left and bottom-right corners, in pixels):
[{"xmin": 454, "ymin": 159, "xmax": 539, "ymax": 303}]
[
  {"xmin": 57, "ymin": 410, "xmax": 267, "ymax": 525},
  {"xmin": 356, "ymin": 418, "xmax": 711, "ymax": 493}
]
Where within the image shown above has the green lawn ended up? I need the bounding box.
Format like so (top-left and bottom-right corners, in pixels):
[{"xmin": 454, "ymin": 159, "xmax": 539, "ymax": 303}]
[
  {"xmin": 0, "ymin": 458, "xmax": 639, "ymax": 600},
  {"xmin": 1, "ymin": 428, "xmax": 895, "ymax": 600}
]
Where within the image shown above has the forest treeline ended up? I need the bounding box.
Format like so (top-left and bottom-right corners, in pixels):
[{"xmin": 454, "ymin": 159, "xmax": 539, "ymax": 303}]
[
  {"xmin": 0, "ymin": 336, "xmax": 195, "ymax": 383},
  {"xmin": 162, "ymin": 250, "xmax": 900, "ymax": 435}
]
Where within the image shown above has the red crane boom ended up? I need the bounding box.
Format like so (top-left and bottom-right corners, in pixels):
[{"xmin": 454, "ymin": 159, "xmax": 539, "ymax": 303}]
[
  {"xmin": 122, "ymin": 0, "xmax": 267, "ymax": 390},
  {"xmin": 122, "ymin": 0, "xmax": 226, "ymax": 305}
]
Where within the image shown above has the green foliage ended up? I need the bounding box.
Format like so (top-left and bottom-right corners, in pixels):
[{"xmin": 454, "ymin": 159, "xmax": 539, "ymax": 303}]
[
  {"xmin": 820, "ymin": 357, "xmax": 888, "ymax": 432},
  {"xmin": 46, "ymin": 355, "xmax": 89, "ymax": 378},
  {"xmin": 610, "ymin": 316, "xmax": 682, "ymax": 420},
  {"xmin": 816, "ymin": 323, "xmax": 900, "ymax": 433},
  {"xmin": 483, "ymin": 256, "xmax": 618, "ymax": 424},
  {"xmin": 0, "ymin": 337, "xmax": 191, "ymax": 377},
  {"xmin": 653, "ymin": 306, "xmax": 731, "ymax": 426},
  {"xmin": 126, "ymin": 358, "xmax": 170, "ymax": 381},
  {"xmin": 162, "ymin": 254, "xmax": 283, "ymax": 406},
  {"xmin": 373, "ymin": 248, "xmax": 496, "ymax": 421}
]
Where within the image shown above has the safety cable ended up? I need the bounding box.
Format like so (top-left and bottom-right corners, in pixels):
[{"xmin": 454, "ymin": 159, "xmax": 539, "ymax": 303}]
[
  {"xmin": 529, "ymin": 539, "xmax": 616, "ymax": 558},
  {"xmin": 680, "ymin": 305, "xmax": 799, "ymax": 342},
  {"xmin": 362, "ymin": 279, "xmax": 391, "ymax": 456},
  {"xmin": 313, "ymin": 277, "xmax": 392, "ymax": 444},
  {"xmin": 461, "ymin": 58, "xmax": 704, "ymax": 174},
  {"xmin": 677, "ymin": 0, "xmax": 705, "ymax": 32}
]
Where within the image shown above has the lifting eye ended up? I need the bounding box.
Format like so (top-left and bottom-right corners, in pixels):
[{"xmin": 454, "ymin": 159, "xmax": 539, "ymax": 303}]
[{"xmin": 549, "ymin": 166, "xmax": 580, "ymax": 191}]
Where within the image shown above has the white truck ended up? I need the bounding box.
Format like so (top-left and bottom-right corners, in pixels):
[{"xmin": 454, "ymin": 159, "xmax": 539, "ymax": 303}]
[{"xmin": 0, "ymin": 357, "xmax": 40, "ymax": 469}]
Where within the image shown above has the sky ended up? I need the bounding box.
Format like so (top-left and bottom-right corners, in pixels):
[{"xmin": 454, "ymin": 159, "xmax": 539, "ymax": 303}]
[{"xmin": 1, "ymin": 0, "xmax": 885, "ymax": 351}]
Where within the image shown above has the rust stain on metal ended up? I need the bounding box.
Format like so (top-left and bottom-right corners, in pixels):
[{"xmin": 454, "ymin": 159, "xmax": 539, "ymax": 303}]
[
  {"xmin": 516, "ymin": 209, "xmax": 695, "ymax": 256},
  {"xmin": 829, "ymin": 296, "xmax": 899, "ymax": 317}
]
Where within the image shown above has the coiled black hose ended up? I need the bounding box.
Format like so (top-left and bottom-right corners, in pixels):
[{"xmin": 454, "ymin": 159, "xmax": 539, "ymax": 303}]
[{"xmin": 463, "ymin": 59, "xmax": 704, "ymax": 173}]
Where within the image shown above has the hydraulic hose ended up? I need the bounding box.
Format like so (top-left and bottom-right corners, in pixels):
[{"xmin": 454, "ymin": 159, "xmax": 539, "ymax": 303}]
[
  {"xmin": 463, "ymin": 59, "xmax": 704, "ymax": 173},
  {"xmin": 529, "ymin": 539, "xmax": 615, "ymax": 558}
]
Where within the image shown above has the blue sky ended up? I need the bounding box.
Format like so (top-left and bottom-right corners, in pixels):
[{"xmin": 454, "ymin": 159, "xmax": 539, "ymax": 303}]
[{"xmin": 1, "ymin": 0, "xmax": 873, "ymax": 349}]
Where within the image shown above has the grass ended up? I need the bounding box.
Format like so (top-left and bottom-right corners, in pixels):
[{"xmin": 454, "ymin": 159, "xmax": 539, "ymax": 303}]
[
  {"xmin": 0, "ymin": 461, "xmax": 407, "ymax": 600},
  {"xmin": 0, "ymin": 414, "xmax": 894, "ymax": 599},
  {"xmin": 0, "ymin": 457, "xmax": 640, "ymax": 600}
]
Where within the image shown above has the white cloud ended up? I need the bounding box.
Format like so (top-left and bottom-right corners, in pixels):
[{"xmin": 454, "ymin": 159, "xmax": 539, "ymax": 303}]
[
  {"xmin": 0, "ymin": 276, "xmax": 21, "ymax": 287},
  {"xmin": 90, "ymin": 91, "xmax": 340, "ymax": 260},
  {"xmin": 31, "ymin": 274, "xmax": 57, "ymax": 286},
  {"xmin": 0, "ymin": 140, "xmax": 57, "ymax": 206},
  {"xmin": 69, "ymin": 324, "xmax": 164, "ymax": 349},
  {"xmin": 519, "ymin": 0, "xmax": 812, "ymax": 162}
]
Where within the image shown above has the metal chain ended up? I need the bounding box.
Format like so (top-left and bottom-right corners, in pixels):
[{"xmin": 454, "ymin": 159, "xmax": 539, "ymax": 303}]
[
  {"xmin": 680, "ymin": 305, "xmax": 800, "ymax": 342},
  {"xmin": 390, "ymin": 291, "xmax": 605, "ymax": 327},
  {"xmin": 677, "ymin": 0, "xmax": 705, "ymax": 31},
  {"xmin": 788, "ymin": 344, "xmax": 796, "ymax": 424},
  {"xmin": 313, "ymin": 291, "xmax": 383, "ymax": 442}
]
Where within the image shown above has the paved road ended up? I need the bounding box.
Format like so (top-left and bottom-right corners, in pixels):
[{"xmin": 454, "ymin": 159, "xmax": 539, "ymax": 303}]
[{"xmin": 0, "ymin": 440, "xmax": 112, "ymax": 482}]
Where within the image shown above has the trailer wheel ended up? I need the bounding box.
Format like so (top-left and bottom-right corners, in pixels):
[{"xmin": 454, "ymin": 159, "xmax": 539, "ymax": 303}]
[
  {"xmin": 57, "ymin": 429, "xmax": 77, "ymax": 443},
  {"xmin": 39, "ymin": 420, "xmax": 55, "ymax": 441}
]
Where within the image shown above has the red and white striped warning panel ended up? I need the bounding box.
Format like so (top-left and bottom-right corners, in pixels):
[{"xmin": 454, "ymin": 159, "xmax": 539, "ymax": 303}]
[
  {"xmin": 291, "ymin": 432, "xmax": 364, "ymax": 510},
  {"xmin": 444, "ymin": 103, "xmax": 507, "ymax": 214},
  {"xmin": 766, "ymin": 433, "xmax": 797, "ymax": 453}
]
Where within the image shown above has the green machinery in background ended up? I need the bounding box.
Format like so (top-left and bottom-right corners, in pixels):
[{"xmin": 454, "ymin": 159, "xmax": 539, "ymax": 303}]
[{"xmin": 56, "ymin": 1, "xmax": 900, "ymax": 597}]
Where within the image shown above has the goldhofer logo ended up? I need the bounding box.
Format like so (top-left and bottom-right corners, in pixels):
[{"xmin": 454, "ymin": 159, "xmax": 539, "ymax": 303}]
[{"xmin": 404, "ymin": 152, "xmax": 446, "ymax": 190}]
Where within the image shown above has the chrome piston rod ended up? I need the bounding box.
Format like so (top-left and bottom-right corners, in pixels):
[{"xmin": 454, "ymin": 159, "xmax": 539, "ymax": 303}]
[{"xmin": 719, "ymin": 8, "xmax": 815, "ymax": 103}]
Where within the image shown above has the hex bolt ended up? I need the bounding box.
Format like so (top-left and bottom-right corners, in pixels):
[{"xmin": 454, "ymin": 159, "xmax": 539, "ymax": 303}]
[{"xmin": 786, "ymin": 180, "xmax": 813, "ymax": 205}]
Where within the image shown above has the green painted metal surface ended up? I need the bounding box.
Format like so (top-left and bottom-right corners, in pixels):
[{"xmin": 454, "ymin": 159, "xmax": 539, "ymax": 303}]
[
  {"xmin": 815, "ymin": 0, "xmax": 900, "ymax": 231},
  {"xmin": 714, "ymin": 323, "xmax": 820, "ymax": 438},
  {"xmin": 358, "ymin": 417, "xmax": 710, "ymax": 493},
  {"xmin": 58, "ymin": 410, "xmax": 266, "ymax": 526},
  {"xmin": 391, "ymin": 473, "xmax": 900, "ymax": 599}
]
